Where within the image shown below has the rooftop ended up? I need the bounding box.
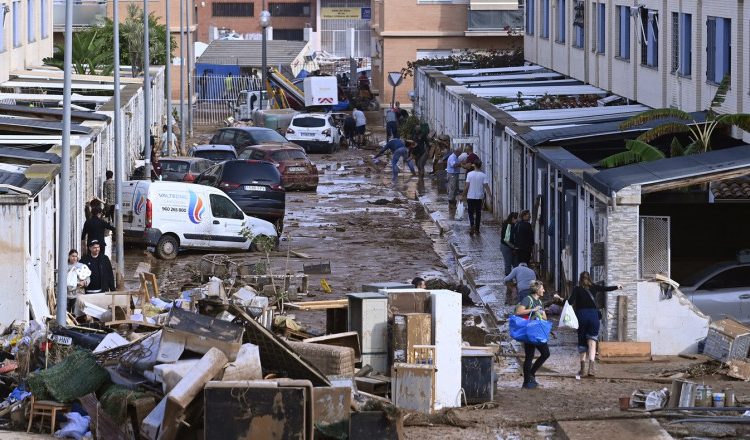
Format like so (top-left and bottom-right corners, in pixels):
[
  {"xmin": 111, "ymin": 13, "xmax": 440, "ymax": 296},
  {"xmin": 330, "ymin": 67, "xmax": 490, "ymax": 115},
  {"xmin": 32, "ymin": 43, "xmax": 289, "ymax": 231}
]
[{"xmin": 197, "ymin": 40, "xmax": 309, "ymax": 67}]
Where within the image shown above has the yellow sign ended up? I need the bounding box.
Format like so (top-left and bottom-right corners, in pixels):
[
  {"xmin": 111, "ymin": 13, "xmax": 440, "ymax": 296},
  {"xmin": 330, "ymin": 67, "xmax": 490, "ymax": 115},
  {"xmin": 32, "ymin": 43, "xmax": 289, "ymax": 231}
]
[{"xmin": 321, "ymin": 7, "xmax": 362, "ymax": 19}]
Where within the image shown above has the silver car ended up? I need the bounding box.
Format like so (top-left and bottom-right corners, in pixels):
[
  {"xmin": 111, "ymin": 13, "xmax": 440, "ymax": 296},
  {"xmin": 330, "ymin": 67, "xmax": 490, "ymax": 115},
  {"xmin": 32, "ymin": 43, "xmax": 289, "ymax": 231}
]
[{"xmin": 680, "ymin": 262, "xmax": 750, "ymax": 324}]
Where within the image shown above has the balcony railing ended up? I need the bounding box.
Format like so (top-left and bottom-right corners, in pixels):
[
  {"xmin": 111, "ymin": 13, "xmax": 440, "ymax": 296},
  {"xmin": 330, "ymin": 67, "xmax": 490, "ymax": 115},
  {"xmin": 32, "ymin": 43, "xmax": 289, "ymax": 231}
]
[
  {"xmin": 467, "ymin": 9, "xmax": 524, "ymax": 33},
  {"xmin": 53, "ymin": 0, "xmax": 107, "ymax": 29}
]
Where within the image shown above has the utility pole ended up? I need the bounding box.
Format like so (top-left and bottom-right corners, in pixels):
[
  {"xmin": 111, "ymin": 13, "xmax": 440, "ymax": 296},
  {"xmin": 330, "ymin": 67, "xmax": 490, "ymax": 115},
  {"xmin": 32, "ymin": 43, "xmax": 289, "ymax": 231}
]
[
  {"xmin": 165, "ymin": 0, "xmax": 173, "ymax": 156},
  {"xmin": 114, "ymin": 0, "xmax": 125, "ymax": 286},
  {"xmin": 56, "ymin": 0, "xmax": 73, "ymax": 324},
  {"xmin": 143, "ymin": 0, "xmax": 152, "ymax": 178},
  {"xmin": 186, "ymin": 0, "xmax": 193, "ymax": 137},
  {"xmin": 179, "ymin": 0, "xmax": 185, "ymax": 154},
  {"xmin": 260, "ymin": 1, "xmax": 270, "ymax": 110}
]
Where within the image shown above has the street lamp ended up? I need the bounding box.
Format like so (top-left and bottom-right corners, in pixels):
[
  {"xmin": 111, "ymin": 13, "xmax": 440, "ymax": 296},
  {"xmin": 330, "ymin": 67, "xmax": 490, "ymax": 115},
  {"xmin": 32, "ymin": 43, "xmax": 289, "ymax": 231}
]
[{"xmin": 260, "ymin": 9, "xmax": 271, "ymax": 110}]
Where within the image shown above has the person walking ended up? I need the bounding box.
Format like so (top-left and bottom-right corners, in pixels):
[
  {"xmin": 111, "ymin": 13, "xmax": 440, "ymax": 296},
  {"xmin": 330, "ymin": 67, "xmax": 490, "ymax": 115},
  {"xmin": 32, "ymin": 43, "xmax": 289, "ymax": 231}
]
[
  {"xmin": 224, "ymin": 72, "xmax": 234, "ymax": 99},
  {"xmin": 81, "ymin": 206, "xmax": 115, "ymax": 256},
  {"xmin": 343, "ymin": 114, "xmax": 357, "ymax": 148},
  {"xmin": 501, "ymin": 212, "xmax": 519, "ymax": 275},
  {"xmin": 374, "ymin": 137, "xmax": 416, "ymax": 181},
  {"xmin": 411, "ymin": 121, "xmax": 430, "ymax": 178},
  {"xmin": 504, "ymin": 259, "xmax": 536, "ymax": 303},
  {"xmin": 151, "ymin": 148, "xmax": 163, "ymax": 181},
  {"xmin": 352, "ymin": 106, "xmax": 367, "ymax": 145},
  {"xmin": 66, "ymin": 249, "xmax": 89, "ymax": 313},
  {"xmin": 569, "ymin": 271, "xmax": 622, "ymax": 377},
  {"xmin": 462, "ymin": 160, "xmax": 492, "ymax": 235},
  {"xmin": 80, "ymin": 239, "xmax": 115, "ymax": 293},
  {"xmin": 102, "ymin": 170, "xmax": 116, "ymax": 222},
  {"xmin": 514, "ymin": 209, "xmax": 534, "ymax": 264},
  {"xmin": 161, "ymin": 124, "xmax": 178, "ymax": 157},
  {"xmin": 446, "ymin": 145, "xmax": 463, "ymax": 206},
  {"xmin": 515, "ymin": 280, "xmax": 550, "ymax": 389},
  {"xmin": 385, "ymin": 104, "xmax": 399, "ymax": 140}
]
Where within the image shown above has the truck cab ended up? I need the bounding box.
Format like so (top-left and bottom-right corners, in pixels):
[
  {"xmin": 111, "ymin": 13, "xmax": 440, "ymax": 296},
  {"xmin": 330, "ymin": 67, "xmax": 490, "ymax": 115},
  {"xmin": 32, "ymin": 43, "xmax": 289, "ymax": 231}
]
[{"xmin": 231, "ymin": 90, "xmax": 272, "ymax": 121}]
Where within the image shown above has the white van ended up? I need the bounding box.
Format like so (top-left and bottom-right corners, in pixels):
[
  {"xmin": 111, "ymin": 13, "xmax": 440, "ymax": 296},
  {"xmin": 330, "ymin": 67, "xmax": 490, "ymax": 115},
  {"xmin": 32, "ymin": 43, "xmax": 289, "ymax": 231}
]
[{"xmin": 122, "ymin": 181, "xmax": 278, "ymax": 259}]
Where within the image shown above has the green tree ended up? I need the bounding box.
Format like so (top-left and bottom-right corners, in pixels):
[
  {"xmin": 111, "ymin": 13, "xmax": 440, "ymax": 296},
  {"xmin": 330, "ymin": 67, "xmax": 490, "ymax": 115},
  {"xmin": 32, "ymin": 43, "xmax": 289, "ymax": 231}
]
[
  {"xmin": 600, "ymin": 76, "xmax": 750, "ymax": 168},
  {"xmin": 43, "ymin": 30, "xmax": 114, "ymax": 75}
]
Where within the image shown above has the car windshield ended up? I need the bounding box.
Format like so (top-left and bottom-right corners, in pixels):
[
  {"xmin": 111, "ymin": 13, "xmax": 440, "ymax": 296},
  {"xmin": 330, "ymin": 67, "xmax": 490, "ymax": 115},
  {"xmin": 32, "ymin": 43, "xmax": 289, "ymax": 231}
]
[
  {"xmin": 161, "ymin": 161, "xmax": 189, "ymax": 173},
  {"xmin": 224, "ymin": 162, "xmax": 281, "ymax": 184},
  {"xmin": 292, "ymin": 117, "xmax": 326, "ymax": 128},
  {"xmin": 680, "ymin": 263, "xmax": 731, "ymax": 287},
  {"xmin": 194, "ymin": 150, "xmax": 236, "ymax": 161},
  {"xmin": 272, "ymin": 150, "xmax": 308, "ymax": 161},
  {"xmin": 248, "ymin": 129, "xmax": 288, "ymax": 143}
]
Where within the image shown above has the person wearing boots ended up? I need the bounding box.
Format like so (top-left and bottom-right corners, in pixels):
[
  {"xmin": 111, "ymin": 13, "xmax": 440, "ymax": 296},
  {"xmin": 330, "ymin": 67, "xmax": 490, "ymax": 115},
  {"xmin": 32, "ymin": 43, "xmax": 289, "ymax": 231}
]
[
  {"xmin": 569, "ymin": 271, "xmax": 622, "ymax": 377},
  {"xmin": 515, "ymin": 280, "xmax": 550, "ymax": 389}
]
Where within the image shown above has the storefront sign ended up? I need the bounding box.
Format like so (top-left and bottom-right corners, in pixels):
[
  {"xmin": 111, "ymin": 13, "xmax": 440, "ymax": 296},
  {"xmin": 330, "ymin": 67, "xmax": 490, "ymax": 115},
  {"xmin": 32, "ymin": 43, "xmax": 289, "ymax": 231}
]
[{"xmin": 321, "ymin": 7, "xmax": 369, "ymax": 19}]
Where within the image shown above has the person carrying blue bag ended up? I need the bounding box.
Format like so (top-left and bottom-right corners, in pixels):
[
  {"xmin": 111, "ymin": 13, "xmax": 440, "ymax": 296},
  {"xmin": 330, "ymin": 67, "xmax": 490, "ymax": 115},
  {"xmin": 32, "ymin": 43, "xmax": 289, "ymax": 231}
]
[{"xmin": 514, "ymin": 280, "xmax": 551, "ymax": 389}]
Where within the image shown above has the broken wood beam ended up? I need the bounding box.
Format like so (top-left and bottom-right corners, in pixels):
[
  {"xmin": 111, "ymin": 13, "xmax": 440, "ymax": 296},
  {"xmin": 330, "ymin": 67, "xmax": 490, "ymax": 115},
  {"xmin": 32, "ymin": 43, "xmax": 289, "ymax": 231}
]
[{"xmin": 598, "ymin": 341, "xmax": 651, "ymax": 358}]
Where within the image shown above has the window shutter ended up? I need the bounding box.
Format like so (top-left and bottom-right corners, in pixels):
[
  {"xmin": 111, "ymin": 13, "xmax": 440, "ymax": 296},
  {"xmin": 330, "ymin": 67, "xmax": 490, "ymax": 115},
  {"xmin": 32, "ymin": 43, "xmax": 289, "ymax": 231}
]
[
  {"xmin": 722, "ymin": 19, "xmax": 731, "ymax": 80},
  {"xmin": 706, "ymin": 18, "xmax": 716, "ymax": 82}
]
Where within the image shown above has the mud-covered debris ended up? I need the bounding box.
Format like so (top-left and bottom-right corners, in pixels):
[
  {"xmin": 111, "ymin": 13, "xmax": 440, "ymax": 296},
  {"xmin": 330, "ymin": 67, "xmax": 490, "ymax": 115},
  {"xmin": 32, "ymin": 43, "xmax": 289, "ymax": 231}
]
[{"xmin": 403, "ymin": 409, "xmax": 473, "ymax": 428}]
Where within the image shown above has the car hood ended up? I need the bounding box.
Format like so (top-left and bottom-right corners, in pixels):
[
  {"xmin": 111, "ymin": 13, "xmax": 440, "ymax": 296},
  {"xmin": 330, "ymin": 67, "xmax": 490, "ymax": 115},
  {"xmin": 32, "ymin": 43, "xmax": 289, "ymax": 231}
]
[{"xmin": 244, "ymin": 215, "xmax": 278, "ymax": 237}]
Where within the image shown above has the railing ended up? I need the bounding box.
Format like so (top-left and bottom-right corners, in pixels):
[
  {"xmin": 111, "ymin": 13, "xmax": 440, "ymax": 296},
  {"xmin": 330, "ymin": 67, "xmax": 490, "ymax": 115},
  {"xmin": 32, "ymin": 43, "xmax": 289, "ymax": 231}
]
[
  {"xmin": 193, "ymin": 75, "xmax": 263, "ymax": 126},
  {"xmin": 53, "ymin": 0, "xmax": 107, "ymax": 28},
  {"xmin": 467, "ymin": 9, "xmax": 524, "ymax": 32}
]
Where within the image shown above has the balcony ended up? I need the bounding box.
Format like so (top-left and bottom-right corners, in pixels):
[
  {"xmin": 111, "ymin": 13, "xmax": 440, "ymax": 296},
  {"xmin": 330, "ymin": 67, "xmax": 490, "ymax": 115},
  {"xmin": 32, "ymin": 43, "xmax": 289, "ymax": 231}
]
[
  {"xmin": 466, "ymin": 8, "xmax": 524, "ymax": 36},
  {"xmin": 53, "ymin": 0, "xmax": 107, "ymax": 30}
]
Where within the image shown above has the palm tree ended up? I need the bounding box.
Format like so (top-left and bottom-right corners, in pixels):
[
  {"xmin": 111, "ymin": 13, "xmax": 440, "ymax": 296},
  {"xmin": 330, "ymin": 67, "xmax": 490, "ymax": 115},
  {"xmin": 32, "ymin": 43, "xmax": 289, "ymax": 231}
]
[
  {"xmin": 600, "ymin": 76, "xmax": 750, "ymax": 168},
  {"xmin": 43, "ymin": 30, "xmax": 114, "ymax": 75}
]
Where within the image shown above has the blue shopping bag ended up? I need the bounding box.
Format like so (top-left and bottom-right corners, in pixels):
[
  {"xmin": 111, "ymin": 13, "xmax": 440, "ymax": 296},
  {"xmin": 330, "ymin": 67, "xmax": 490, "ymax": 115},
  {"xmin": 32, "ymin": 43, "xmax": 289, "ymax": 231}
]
[
  {"xmin": 526, "ymin": 319, "xmax": 553, "ymax": 345},
  {"xmin": 509, "ymin": 315, "xmax": 530, "ymax": 342}
]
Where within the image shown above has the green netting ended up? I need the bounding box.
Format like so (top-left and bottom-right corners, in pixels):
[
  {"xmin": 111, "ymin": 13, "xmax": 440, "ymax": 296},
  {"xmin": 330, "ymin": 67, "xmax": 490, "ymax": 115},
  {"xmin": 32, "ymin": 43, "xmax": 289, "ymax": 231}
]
[
  {"xmin": 26, "ymin": 350, "xmax": 110, "ymax": 403},
  {"xmin": 99, "ymin": 383, "xmax": 151, "ymax": 424}
]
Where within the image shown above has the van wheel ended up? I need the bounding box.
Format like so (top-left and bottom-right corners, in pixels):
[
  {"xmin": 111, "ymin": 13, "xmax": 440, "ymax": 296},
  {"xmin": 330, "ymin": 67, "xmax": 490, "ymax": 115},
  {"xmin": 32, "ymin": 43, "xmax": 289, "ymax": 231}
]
[{"xmin": 156, "ymin": 235, "xmax": 179, "ymax": 260}]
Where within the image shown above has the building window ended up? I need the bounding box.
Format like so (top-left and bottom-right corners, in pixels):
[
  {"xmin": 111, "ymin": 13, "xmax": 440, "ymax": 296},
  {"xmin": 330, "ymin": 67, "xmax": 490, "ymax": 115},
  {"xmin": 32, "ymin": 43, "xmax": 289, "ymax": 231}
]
[
  {"xmin": 273, "ymin": 28, "xmax": 304, "ymax": 41},
  {"xmin": 27, "ymin": 0, "xmax": 35, "ymax": 43},
  {"xmin": 41, "ymin": 0, "xmax": 48, "ymax": 39},
  {"xmin": 13, "ymin": 0, "xmax": 21, "ymax": 48},
  {"xmin": 706, "ymin": 16, "xmax": 731, "ymax": 84},
  {"xmin": 671, "ymin": 12, "xmax": 691, "ymax": 76},
  {"xmin": 572, "ymin": 0, "xmax": 583, "ymax": 48},
  {"xmin": 595, "ymin": 3, "xmax": 605, "ymax": 54},
  {"xmin": 640, "ymin": 9, "xmax": 658, "ymax": 67},
  {"xmin": 269, "ymin": 3, "xmax": 311, "ymax": 17},
  {"xmin": 556, "ymin": 0, "xmax": 565, "ymax": 43},
  {"xmin": 0, "ymin": 6, "xmax": 5, "ymax": 52},
  {"xmin": 212, "ymin": 2, "xmax": 254, "ymax": 17},
  {"xmin": 616, "ymin": 5, "xmax": 630, "ymax": 59},
  {"xmin": 525, "ymin": 0, "xmax": 535, "ymax": 35},
  {"xmin": 540, "ymin": 0, "xmax": 549, "ymax": 38}
]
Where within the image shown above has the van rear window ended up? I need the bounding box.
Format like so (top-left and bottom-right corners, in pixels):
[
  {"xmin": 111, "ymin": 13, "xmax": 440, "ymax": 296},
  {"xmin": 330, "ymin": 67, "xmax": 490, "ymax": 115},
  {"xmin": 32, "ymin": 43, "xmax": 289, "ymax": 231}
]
[
  {"xmin": 224, "ymin": 162, "xmax": 281, "ymax": 184},
  {"xmin": 161, "ymin": 161, "xmax": 189, "ymax": 173}
]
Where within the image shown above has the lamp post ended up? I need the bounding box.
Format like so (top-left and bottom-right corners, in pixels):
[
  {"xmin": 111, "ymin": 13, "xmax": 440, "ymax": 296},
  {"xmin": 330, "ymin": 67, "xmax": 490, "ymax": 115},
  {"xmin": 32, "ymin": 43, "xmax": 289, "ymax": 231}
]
[{"xmin": 259, "ymin": 8, "xmax": 271, "ymax": 110}]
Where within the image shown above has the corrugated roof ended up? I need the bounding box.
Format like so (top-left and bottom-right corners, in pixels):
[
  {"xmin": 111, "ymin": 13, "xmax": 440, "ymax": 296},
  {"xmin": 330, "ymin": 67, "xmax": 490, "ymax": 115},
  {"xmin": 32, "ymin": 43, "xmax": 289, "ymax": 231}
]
[
  {"xmin": 536, "ymin": 147, "xmax": 597, "ymax": 183},
  {"xmin": 197, "ymin": 40, "xmax": 308, "ymax": 67},
  {"xmin": 453, "ymin": 72, "xmax": 564, "ymax": 83},
  {"xmin": 583, "ymin": 145, "xmax": 750, "ymax": 194},
  {"xmin": 471, "ymin": 85, "xmax": 606, "ymax": 99},
  {"xmin": 0, "ymin": 104, "xmax": 111, "ymax": 123},
  {"xmin": 0, "ymin": 169, "xmax": 47, "ymax": 196},
  {"xmin": 0, "ymin": 146, "xmax": 61, "ymax": 163},
  {"xmin": 443, "ymin": 65, "xmax": 545, "ymax": 77}
]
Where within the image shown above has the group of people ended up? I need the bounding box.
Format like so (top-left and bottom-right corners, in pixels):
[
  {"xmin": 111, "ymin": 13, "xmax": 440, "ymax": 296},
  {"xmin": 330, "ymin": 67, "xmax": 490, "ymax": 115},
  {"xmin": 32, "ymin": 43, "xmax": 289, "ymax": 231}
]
[{"xmin": 343, "ymin": 106, "xmax": 367, "ymax": 148}]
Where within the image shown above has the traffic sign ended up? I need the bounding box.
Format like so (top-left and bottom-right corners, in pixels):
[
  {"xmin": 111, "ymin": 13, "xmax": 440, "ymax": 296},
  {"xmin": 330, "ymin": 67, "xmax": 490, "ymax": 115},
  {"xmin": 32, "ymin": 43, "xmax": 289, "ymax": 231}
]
[{"xmin": 387, "ymin": 72, "xmax": 403, "ymax": 87}]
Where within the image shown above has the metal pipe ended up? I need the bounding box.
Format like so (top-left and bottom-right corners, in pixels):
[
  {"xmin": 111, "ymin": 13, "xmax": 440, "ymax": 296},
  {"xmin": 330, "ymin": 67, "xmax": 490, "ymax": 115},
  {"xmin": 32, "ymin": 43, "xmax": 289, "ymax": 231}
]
[
  {"xmin": 186, "ymin": 0, "xmax": 192, "ymax": 137},
  {"xmin": 113, "ymin": 0, "xmax": 124, "ymax": 284},
  {"xmin": 179, "ymin": 0, "xmax": 185, "ymax": 154},
  {"xmin": 260, "ymin": 1, "xmax": 268, "ymax": 110},
  {"xmin": 165, "ymin": 0, "xmax": 172, "ymax": 156},
  {"xmin": 57, "ymin": 0, "xmax": 74, "ymax": 324},
  {"xmin": 143, "ymin": 0, "xmax": 152, "ymax": 178}
]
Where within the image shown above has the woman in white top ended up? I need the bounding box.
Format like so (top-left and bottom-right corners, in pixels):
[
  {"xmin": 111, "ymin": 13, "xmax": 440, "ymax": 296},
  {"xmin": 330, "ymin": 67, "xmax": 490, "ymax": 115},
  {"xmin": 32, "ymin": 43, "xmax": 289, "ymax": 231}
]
[{"xmin": 66, "ymin": 249, "xmax": 90, "ymax": 313}]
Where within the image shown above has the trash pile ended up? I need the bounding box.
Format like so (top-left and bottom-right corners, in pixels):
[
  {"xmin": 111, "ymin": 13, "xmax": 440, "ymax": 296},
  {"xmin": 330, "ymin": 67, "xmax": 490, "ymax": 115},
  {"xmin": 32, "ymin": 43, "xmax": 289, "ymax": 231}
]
[{"xmin": 0, "ymin": 272, "xmax": 484, "ymax": 439}]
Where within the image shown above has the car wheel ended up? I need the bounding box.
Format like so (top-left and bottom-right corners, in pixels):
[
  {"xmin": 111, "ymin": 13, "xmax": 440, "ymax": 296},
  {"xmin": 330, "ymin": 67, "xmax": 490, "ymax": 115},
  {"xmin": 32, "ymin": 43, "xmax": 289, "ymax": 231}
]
[{"xmin": 156, "ymin": 235, "xmax": 179, "ymax": 260}]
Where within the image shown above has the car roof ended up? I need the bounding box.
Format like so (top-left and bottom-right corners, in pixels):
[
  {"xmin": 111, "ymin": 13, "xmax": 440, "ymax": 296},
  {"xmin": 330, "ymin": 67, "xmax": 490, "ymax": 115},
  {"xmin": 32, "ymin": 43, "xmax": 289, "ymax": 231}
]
[
  {"xmin": 293, "ymin": 113, "xmax": 330, "ymax": 118},
  {"xmin": 161, "ymin": 156, "xmax": 211, "ymax": 162},
  {"xmin": 192, "ymin": 144, "xmax": 236, "ymax": 151},
  {"xmin": 245, "ymin": 144, "xmax": 305, "ymax": 152},
  {"xmin": 226, "ymin": 126, "xmax": 276, "ymax": 133},
  {"xmin": 681, "ymin": 261, "xmax": 750, "ymax": 287}
]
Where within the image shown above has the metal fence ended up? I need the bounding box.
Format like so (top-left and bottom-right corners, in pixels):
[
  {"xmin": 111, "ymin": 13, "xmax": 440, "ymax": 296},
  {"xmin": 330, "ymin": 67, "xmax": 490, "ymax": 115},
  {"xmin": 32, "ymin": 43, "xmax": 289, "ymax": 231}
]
[
  {"xmin": 639, "ymin": 216, "xmax": 671, "ymax": 279},
  {"xmin": 193, "ymin": 75, "xmax": 263, "ymax": 126}
]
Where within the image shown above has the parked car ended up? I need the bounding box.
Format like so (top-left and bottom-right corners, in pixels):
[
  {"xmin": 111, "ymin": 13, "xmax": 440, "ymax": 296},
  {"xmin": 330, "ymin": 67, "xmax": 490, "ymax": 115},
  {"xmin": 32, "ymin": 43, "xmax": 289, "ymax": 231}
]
[
  {"xmin": 208, "ymin": 127, "xmax": 300, "ymax": 154},
  {"xmin": 120, "ymin": 180, "xmax": 277, "ymax": 259},
  {"xmin": 195, "ymin": 160, "xmax": 286, "ymax": 232},
  {"xmin": 158, "ymin": 157, "xmax": 214, "ymax": 182},
  {"xmin": 679, "ymin": 260, "xmax": 750, "ymax": 324},
  {"xmin": 188, "ymin": 144, "xmax": 237, "ymax": 162},
  {"xmin": 238, "ymin": 144, "xmax": 319, "ymax": 191},
  {"xmin": 285, "ymin": 113, "xmax": 342, "ymax": 154}
]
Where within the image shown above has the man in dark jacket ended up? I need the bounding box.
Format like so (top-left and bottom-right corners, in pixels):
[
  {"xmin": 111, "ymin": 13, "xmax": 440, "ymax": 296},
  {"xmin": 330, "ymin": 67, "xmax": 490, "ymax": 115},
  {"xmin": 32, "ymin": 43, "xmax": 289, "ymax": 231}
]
[
  {"xmin": 513, "ymin": 209, "xmax": 534, "ymax": 265},
  {"xmin": 80, "ymin": 239, "xmax": 115, "ymax": 293},
  {"xmin": 81, "ymin": 206, "xmax": 115, "ymax": 256}
]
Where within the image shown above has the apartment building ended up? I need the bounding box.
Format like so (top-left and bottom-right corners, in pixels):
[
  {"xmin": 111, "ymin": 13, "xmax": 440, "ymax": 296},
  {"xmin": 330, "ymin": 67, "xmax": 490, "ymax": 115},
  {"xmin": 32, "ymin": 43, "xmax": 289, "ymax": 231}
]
[
  {"xmin": 371, "ymin": 0, "xmax": 523, "ymax": 105},
  {"xmin": 524, "ymin": 0, "xmax": 750, "ymax": 118},
  {"xmin": 0, "ymin": 0, "xmax": 54, "ymax": 82},
  {"xmin": 196, "ymin": 0, "xmax": 317, "ymax": 42}
]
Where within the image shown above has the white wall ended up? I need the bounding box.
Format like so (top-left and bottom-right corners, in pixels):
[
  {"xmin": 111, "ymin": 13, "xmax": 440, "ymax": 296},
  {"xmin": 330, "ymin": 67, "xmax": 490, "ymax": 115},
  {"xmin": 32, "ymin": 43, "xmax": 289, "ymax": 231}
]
[{"xmin": 636, "ymin": 281, "xmax": 710, "ymax": 355}]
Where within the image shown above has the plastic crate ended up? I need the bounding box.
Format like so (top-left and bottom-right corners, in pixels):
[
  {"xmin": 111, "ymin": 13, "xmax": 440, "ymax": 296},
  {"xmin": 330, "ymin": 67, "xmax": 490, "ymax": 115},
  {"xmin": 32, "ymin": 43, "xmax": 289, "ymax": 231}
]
[{"xmin": 703, "ymin": 318, "xmax": 750, "ymax": 363}]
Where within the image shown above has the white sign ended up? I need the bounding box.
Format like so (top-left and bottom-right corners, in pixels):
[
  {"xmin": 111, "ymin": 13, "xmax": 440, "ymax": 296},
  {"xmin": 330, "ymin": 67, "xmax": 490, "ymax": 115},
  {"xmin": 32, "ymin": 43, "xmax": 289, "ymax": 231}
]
[
  {"xmin": 451, "ymin": 136, "xmax": 479, "ymax": 145},
  {"xmin": 387, "ymin": 72, "xmax": 403, "ymax": 87}
]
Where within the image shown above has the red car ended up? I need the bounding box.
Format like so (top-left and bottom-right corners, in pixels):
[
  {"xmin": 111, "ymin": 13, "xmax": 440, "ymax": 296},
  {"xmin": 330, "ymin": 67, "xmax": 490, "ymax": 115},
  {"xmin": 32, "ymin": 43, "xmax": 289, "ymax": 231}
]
[{"xmin": 238, "ymin": 144, "xmax": 319, "ymax": 191}]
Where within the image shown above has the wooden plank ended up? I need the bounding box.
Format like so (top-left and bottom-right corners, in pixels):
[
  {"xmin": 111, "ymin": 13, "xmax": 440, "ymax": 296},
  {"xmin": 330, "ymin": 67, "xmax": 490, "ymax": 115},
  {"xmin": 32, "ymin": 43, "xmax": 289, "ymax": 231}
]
[
  {"xmin": 598, "ymin": 342, "xmax": 651, "ymax": 358},
  {"xmin": 599, "ymin": 356, "xmax": 654, "ymax": 364},
  {"xmin": 617, "ymin": 295, "xmax": 628, "ymax": 342},
  {"xmin": 79, "ymin": 393, "xmax": 128, "ymax": 440},
  {"xmin": 286, "ymin": 299, "xmax": 348, "ymax": 310},
  {"xmin": 290, "ymin": 250, "xmax": 313, "ymax": 259},
  {"xmin": 727, "ymin": 359, "xmax": 750, "ymax": 381},
  {"xmin": 558, "ymin": 418, "xmax": 672, "ymax": 440}
]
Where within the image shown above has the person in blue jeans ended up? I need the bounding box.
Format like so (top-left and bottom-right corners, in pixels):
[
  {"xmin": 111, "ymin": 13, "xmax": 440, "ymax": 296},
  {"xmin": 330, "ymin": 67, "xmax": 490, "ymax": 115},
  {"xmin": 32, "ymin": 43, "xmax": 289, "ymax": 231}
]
[{"xmin": 373, "ymin": 137, "xmax": 416, "ymax": 181}]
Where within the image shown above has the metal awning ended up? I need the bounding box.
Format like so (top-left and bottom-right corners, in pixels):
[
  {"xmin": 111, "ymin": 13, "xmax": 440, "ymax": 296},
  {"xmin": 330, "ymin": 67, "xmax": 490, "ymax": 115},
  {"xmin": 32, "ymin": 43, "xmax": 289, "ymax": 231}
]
[
  {"xmin": 0, "ymin": 146, "xmax": 62, "ymax": 164},
  {"xmin": 0, "ymin": 117, "xmax": 92, "ymax": 134},
  {"xmin": 2, "ymin": 80, "xmax": 121, "ymax": 91},
  {"xmin": 507, "ymin": 105, "xmax": 650, "ymax": 122},
  {"xmin": 443, "ymin": 65, "xmax": 545, "ymax": 77},
  {"xmin": 453, "ymin": 72, "xmax": 564, "ymax": 83},
  {"xmin": 0, "ymin": 104, "xmax": 111, "ymax": 123},
  {"xmin": 537, "ymin": 147, "xmax": 597, "ymax": 183},
  {"xmin": 583, "ymin": 145, "xmax": 750, "ymax": 195},
  {"xmin": 0, "ymin": 93, "xmax": 110, "ymax": 104},
  {"xmin": 470, "ymin": 0, "xmax": 519, "ymax": 10},
  {"xmin": 471, "ymin": 85, "xmax": 606, "ymax": 98}
]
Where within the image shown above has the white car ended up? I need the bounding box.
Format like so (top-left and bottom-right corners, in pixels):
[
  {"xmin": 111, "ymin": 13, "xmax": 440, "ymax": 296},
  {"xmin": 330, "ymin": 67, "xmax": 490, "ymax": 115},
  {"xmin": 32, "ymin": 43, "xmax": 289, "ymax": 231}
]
[
  {"xmin": 285, "ymin": 113, "xmax": 341, "ymax": 154},
  {"xmin": 121, "ymin": 180, "xmax": 277, "ymax": 259}
]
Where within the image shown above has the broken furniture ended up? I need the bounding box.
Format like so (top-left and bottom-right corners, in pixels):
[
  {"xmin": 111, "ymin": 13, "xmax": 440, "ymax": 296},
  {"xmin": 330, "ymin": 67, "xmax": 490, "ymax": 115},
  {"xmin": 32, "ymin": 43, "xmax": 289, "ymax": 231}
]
[
  {"xmin": 304, "ymin": 331, "xmax": 361, "ymax": 362},
  {"xmin": 429, "ymin": 290, "xmax": 463, "ymax": 409},
  {"xmin": 349, "ymin": 411, "xmax": 403, "ymax": 440},
  {"xmin": 287, "ymin": 299, "xmax": 349, "ymax": 334},
  {"xmin": 287, "ymin": 340, "xmax": 356, "ymax": 376},
  {"xmin": 26, "ymin": 396, "xmax": 70, "ymax": 434},
  {"xmin": 461, "ymin": 347, "xmax": 495, "ymax": 404},
  {"xmin": 391, "ymin": 313, "xmax": 431, "ymax": 365},
  {"xmin": 157, "ymin": 307, "xmax": 245, "ymax": 363},
  {"xmin": 303, "ymin": 261, "xmax": 331, "ymax": 275},
  {"xmin": 703, "ymin": 318, "xmax": 750, "ymax": 363},
  {"xmin": 598, "ymin": 341, "xmax": 652, "ymax": 363},
  {"xmin": 347, "ymin": 293, "xmax": 388, "ymax": 373},
  {"xmin": 391, "ymin": 363, "xmax": 436, "ymax": 413},
  {"xmin": 313, "ymin": 386, "xmax": 351, "ymax": 435},
  {"xmin": 361, "ymin": 282, "xmax": 414, "ymax": 292}
]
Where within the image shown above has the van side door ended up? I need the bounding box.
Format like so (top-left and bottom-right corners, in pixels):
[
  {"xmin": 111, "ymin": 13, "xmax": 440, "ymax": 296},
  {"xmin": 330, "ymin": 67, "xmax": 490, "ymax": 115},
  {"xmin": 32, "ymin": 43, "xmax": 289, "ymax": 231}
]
[{"xmin": 208, "ymin": 194, "xmax": 248, "ymax": 249}]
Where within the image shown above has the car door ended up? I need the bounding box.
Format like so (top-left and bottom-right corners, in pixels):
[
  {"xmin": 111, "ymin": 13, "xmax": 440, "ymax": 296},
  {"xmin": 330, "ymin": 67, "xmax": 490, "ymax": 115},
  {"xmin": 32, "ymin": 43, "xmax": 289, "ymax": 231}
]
[
  {"xmin": 208, "ymin": 193, "xmax": 248, "ymax": 249},
  {"xmin": 691, "ymin": 266, "xmax": 750, "ymax": 324},
  {"xmin": 328, "ymin": 116, "xmax": 340, "ymax": 143},
  {"xmin": 235, "ymin": 131, "xmax": 254, "ymax": 151}
]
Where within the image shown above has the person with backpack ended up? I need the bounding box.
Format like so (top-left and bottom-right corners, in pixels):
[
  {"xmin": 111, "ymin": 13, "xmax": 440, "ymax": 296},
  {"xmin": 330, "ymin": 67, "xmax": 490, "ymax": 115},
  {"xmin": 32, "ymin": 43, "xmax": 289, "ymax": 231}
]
[
  {"xmin": 514, "ymin": 280, "xmax": 550, "ymax": 389},
  {"xmin": 569, "ymin": 272, "xmax": 622, "ymax": 377}
]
